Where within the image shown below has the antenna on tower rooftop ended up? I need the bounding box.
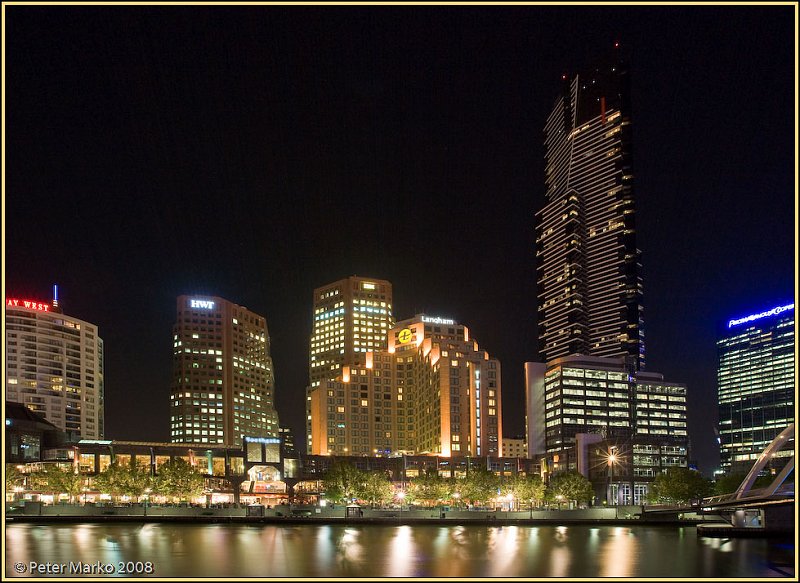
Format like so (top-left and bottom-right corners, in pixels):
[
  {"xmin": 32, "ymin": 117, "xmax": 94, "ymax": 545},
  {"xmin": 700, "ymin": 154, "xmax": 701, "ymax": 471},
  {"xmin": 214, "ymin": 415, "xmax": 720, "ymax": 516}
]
[{"xmin": 52, "ymin": 284, "xmax": 62, "ymax": 313}]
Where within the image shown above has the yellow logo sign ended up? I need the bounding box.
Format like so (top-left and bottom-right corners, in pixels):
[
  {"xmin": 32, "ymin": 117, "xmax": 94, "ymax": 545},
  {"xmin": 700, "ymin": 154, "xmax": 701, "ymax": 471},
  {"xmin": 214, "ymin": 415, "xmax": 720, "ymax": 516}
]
[{"xmin": 398, "ymin": 328, "xmax": 412, "ymax": 344}]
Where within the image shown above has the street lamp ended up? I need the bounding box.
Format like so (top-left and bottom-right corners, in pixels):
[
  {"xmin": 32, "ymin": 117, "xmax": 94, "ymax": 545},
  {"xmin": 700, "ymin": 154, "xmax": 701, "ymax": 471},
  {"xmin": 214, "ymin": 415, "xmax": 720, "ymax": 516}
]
[
  {"xmin": 452, "ymin": 491, "xmax": 460, "ymax": 509},
  {"xmin": 607, "ymin": 447, "xmax": 618, "ymax": 506}
]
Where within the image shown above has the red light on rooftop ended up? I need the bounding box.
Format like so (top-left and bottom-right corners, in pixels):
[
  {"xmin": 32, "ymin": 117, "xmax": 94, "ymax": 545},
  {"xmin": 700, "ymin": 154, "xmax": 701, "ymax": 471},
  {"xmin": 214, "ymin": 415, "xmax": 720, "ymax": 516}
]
[{"xmin": 614, "ymin": 41, "xmax": 620, "ymax": 48}]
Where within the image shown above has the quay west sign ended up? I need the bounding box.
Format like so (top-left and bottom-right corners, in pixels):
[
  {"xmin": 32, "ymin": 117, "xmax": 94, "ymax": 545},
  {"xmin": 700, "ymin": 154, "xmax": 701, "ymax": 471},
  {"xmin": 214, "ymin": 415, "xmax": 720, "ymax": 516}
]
[
  {"xmin": 6, "ymin": 298, "xmax": 51, "ymax": 312},
  {"xmin": 190, "ymin": 299, "xmax": 215, "ymax": 310}
]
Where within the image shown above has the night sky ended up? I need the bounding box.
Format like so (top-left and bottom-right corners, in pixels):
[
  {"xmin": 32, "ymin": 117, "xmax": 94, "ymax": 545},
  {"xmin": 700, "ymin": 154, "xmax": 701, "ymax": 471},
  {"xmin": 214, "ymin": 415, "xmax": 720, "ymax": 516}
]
[{"xmin": 5, "ymin": 5, "xmax": 795, "ymax": 476}]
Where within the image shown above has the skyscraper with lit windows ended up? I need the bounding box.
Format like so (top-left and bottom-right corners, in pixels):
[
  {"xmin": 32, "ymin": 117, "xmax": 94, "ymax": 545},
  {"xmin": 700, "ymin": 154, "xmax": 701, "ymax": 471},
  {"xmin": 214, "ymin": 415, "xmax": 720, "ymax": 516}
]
[
  {"xmin": 309, "ymin": 314, "xmax": 502, "ymax": 458},
  {"xmin": 5, "ymin": 289, "xmax": 104, "ymax": 440},
  {"xmin": 527, "ymin": 50, "xmax": 687, "ymax": 502},
  {"xmin": 717, "ymin": 302, "xmax": 795, "ymax": 472},
  {"xmin": 525, "ymin": 354, "xmax": 688, "ymax": 504},
  {"xmin": 306, "ymin": 276, "xmax": 393, "ymax": 452},
  {"xmin": 389, "ymin": 315, "xmax": 502, "ymax": 458},
  {"xmin": 535, "ymin": 49, "xmax": 645, "ymax": 370},
  {"xmin": 170, "ymin": 295, "xmax": 279, "ymax": 447},
  {"xmin": 526, "ymin": 355, "xmax": 687, "ymax": 460}
]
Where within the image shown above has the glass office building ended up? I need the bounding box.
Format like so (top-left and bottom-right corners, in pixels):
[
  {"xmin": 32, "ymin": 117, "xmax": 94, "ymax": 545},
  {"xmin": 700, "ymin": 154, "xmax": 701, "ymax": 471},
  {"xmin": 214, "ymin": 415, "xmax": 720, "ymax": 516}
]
[{"xmin": 717, "ymin": 303, "xmax": 794, "ymax": 472}]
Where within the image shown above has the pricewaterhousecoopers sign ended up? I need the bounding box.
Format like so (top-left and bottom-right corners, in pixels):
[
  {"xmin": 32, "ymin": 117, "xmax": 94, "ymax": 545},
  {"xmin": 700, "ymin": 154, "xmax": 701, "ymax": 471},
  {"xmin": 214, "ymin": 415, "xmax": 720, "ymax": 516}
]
[{"xmin": 727, "ymin": 303, "xmax": 794, "ymax": 328}]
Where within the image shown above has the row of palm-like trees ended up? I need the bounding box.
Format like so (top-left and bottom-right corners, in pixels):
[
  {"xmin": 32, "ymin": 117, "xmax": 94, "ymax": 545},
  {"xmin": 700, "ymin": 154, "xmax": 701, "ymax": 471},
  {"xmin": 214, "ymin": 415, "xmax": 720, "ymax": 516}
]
[
  {"xmin": 321, "ymin": 462, "xmax": 596, "ymax": 509},
  {"xmin": 6, "ymin": 458, "xmax": 205, "ymax": 503},
  {"xmin": 320, "ymin": 462, "xmax": 719, "ymax": 508},
  {"xmin": 7, "ymin": 458, "xmax": 718, "ymax": 508}
]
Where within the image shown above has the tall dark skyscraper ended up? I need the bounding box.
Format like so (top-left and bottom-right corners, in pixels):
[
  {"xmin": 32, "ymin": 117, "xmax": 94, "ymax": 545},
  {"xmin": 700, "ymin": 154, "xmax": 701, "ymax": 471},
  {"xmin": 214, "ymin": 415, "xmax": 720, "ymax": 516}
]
[
  {"xmin": 527, "ymin": 50, "xmax": 691, "ymax": 500},
  {"xmin": 535, "ymin": 49, "xmax": 645, "ymax": 370}
]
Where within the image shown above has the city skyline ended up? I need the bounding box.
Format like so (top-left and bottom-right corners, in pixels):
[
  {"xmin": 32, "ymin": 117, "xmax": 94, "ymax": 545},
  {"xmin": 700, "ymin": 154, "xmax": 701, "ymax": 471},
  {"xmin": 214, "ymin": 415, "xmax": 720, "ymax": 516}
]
[{"xmin": 4, "ymin": 5, "xmax": 795, "ymax": 475}]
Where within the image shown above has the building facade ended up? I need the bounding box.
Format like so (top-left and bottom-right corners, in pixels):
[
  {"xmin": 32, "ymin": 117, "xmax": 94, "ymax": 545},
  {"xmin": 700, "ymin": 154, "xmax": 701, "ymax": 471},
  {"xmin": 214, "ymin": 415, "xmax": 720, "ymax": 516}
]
[
  {"xmin": 298, "ymin": 454, "xmax": 539, "ymax": 487},
  {"xmin": 309, "ymin": 314, "xmax": 502, "ymax": 458},
  {"xmin": 502, "ymin": 436, "xmax": 527, "ymax": 459},
  {"xmin": 5, "ymin": 294, "xmax": 104, "ymax": 439},
  {"xmin": 5, "ymin": 401, "xmax": 65, "ymax": 464},
  {"xmin": 526, "ymin": 355, "xmax": 688, "ymax": 471},
  {"xmin": 390, "ymin": 315, "xmax": 502, "ymax": 458},
  {"xmin": 717, "ymin": 303, "xmax": 795, "ymax": 472},
  {"xmin": 170, "ymin": 295, "xmax": 279, "ymax": 447},
  {"xmin": 16, "ymin": 436, "xmax": 286, "ymax": 506},
  {"xmin": 310, "ymin": 353, "xmax": 405, "ymax": 456},
  {"xmin": 535, "ymin": 50, "xmax": 645, "ymax": 370},
  {"xmin": 306, "ymin": 276, "xmax": 394, "ymax": 451},
  {"xmin": 580, "ymin": 434, "xmax": 688, "ymax": 506}
]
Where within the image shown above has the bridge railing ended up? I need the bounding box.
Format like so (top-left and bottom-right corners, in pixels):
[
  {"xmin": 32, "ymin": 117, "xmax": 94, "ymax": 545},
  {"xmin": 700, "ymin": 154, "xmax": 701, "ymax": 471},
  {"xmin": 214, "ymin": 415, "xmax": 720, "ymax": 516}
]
[
  {"xmin": 702, "ymin": 484, "xmax": 794, "ymax": 508},
  {"xmin": 705, "ymin": 424, "xmax": 794, "ymax": 507}
]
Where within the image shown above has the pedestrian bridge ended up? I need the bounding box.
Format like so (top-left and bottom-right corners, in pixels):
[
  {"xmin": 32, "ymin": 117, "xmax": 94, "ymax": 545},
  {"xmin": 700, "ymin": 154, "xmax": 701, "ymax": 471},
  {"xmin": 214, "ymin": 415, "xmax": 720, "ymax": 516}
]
[
  {"xmin": 643, "ymin": 424, "xmax": 794, "ymax": 532},
  {"xmin": 700, "ymin": 424, "xmax": 793, "ymax": 534},
  {"xmin": 702, "ymin": 423, "xmax": 794, "ymax": 508}
]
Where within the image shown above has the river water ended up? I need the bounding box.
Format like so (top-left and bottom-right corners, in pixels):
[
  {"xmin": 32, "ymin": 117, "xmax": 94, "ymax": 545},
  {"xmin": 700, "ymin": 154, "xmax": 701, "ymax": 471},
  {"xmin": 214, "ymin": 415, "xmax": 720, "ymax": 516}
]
[{"xmin": 5, "ymin": 523, "xmax": 795, "ymax": 578}]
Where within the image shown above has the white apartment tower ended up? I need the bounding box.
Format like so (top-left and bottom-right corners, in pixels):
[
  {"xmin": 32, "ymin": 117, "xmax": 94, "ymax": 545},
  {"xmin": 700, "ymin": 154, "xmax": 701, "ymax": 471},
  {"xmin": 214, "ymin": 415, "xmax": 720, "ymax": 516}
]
[{"xmin": 5, "ymin": 289, "xmax": 104, "ymax": 439}]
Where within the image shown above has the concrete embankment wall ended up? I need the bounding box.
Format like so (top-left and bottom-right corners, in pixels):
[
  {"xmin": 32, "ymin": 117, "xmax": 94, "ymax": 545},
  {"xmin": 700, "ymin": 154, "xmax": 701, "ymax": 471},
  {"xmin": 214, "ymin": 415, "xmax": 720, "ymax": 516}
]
[{"xmin": 7, "ymin": 503, "xmax": 691, "ymax": 525}]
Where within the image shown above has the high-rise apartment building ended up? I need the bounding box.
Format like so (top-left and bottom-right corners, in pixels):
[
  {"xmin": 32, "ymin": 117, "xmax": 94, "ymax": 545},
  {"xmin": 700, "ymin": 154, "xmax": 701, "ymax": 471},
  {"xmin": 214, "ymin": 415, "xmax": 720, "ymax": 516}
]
[
  {"xmin": 535, "ymin": 51, "xmax": 645, "ymax": 370},
  {"xmin": 306, "ymin": 276, "xmax": 393, "ymax": 451},
  {"xmin": 5, "ymin": 290, "xmax": 104, "ymax": 439},
  {"xmin": 170, "ymin": 295, "xmax": 279, "ymax": 447},
  {"xmin": 309, "ymin": 314, "xmax": 502, "ymax": 458},
  {"xmin": 717, "ymin": 302, "xmax": 795, "ymax": 472}
]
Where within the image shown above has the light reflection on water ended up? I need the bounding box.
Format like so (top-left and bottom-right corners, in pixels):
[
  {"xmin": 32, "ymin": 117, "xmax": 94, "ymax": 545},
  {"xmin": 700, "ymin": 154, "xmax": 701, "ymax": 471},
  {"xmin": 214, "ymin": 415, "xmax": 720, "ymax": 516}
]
[
  {"xmin": 4, "ymin": 523, "xmax": 794, "ymax": 578},
  {"xmin": 597, "ymin": 526, "xmax": 633, "ymax": 577}
]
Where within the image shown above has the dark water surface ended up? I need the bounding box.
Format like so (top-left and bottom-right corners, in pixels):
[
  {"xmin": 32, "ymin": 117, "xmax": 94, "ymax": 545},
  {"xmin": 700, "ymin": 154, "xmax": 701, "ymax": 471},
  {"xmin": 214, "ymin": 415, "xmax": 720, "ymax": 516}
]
[{"xmin": 5, "ymin": 523, "xmax": 795, "ymax": 578}]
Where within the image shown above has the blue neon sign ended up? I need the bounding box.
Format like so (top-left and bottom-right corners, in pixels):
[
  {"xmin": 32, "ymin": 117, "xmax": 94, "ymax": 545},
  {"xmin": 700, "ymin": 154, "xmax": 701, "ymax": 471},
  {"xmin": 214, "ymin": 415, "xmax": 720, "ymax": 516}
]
[{"xmin": 727, "ymin": 303, "xmax": 794, "ymax": 328}]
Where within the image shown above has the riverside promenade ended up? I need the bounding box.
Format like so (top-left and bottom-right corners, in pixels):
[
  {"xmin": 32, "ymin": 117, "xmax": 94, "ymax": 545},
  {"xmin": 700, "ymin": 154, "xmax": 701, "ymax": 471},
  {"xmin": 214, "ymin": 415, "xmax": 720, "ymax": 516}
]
[{"xmin": 5, "ymin": 502, "xmax": 707, "ymax": 527}]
